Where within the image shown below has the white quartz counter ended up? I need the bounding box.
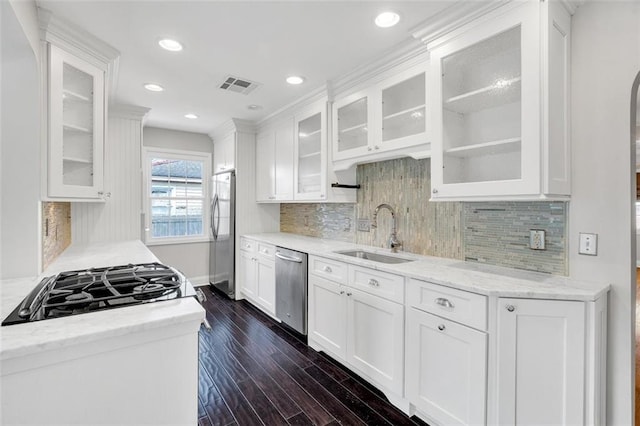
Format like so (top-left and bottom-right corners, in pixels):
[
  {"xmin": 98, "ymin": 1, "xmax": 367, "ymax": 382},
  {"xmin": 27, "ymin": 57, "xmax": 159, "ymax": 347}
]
[
  {"xmin": 0, "ymin": 240, "xmax": 205, "ymax": 361},
  {"xmin": 243, "ymin": 232, "xmax": 610, "ymax": 301}
]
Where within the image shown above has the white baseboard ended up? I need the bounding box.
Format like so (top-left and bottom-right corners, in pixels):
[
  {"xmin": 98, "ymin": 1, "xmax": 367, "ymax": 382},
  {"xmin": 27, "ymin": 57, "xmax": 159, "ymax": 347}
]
[{"xmin": 188, "ymin": 275, "xmax": 210, "ymax": 287}]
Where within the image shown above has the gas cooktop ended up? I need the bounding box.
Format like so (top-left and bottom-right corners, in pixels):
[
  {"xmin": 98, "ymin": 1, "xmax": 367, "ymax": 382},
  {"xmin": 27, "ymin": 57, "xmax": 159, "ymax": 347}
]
[{"xmin": 2, "ymin": 263, "xmax": 196, "ymax": 326}]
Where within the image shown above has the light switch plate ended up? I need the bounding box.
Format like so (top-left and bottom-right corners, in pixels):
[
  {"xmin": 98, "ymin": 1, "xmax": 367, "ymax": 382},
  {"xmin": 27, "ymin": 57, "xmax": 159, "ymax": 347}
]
[
  {"xmin": 529, "ymin": 229, "xmax": 545, "ymax": 250},
  {"xmin": 357, "ymin": 219, "xmax": 371, "ymax": 232},
  {"xmin": 579, "ymin": 233, "xmax": 598, "ymax": 255}
]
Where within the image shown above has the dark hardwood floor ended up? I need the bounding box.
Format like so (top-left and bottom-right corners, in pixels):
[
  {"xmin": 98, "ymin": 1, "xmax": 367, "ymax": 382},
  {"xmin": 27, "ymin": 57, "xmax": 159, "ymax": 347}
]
[{"xmin": 198, "ymin": 287, "xmax": 429, "ymax": 426}]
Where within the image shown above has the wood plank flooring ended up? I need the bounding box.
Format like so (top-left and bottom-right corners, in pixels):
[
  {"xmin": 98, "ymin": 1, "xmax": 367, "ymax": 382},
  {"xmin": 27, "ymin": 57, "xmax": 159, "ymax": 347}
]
[{"xmin": 198, "ymin": 287, "xmax": 428, "ymax": 426}]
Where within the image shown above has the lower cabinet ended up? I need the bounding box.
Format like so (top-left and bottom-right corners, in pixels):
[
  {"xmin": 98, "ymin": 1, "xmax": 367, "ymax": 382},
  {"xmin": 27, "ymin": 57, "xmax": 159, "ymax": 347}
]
[
  {"xmin": 405, "ymin": 308, "xmax": 487, "ymax": 426},
  {"xmin": 238, "ymin": 249, "xmax": 256, "ymax": 299},
  {"xmin": 256, "ymin": 257, "xmax": 275, "ymax": 314},
  {"xmin": 347, "ymin": 288, "xmax": 404, "ymax": 395},
  {"xmin": 496, "ymin": 297, "xmax": 589, "ymax": 425},
  {"xmin": 308, "ymin": 260, "xmax": 405, "ymax": 397},
  {"xmin": 308, "ymin": 276, "xmax": 347, "ymax": 361},
  {"xmin": 237, "ymin": 238, "xmax": 276, "ymax": 316}
]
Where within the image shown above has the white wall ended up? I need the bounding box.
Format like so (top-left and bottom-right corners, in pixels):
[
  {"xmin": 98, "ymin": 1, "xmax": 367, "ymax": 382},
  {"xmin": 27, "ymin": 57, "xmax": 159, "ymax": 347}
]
[
  {"xmin": 143, "ymin": 127, "xmax": 214, "ymax": 285},
  {"xmin": 0, "ymin": 1, "xmax": 41, "ymax": 279},
  {"xmin": 71, "ymin": 112, "xmax": 145, "ymax": 244},
  {"xmin": 569, "ymin": 3, "xmax": 640, "ymax": 424},
  {"xmin": 7, "ymin": 0, "xmax": 40, "ymax": 61}
]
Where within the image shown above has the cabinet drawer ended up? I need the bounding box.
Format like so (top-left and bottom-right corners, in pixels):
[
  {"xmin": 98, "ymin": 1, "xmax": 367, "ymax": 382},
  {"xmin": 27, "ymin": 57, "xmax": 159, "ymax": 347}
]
[
  {"xmin": 309, "ymin": 256, "xmax": 347, "ymax": 284},
  {"xmin": 257, "ymin": 242, "xmax": 275, "ymax": 260},
  {"xmin": 348, "ymin": 265, "xmax": 404, "ymax": 304},
  {"xmin": 240, "ymin": 237, "xmax": 256, "ymax": 253},
  {"xmin": 408, "ymin": 279, "xmax": 487, "ymax": 331}
]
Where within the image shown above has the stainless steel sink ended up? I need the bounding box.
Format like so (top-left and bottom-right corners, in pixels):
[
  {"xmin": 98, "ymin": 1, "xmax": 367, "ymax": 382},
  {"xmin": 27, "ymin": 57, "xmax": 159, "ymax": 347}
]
[{"xmin": 334, "ymin": 250, "xmax": 415, "ymax": 264}]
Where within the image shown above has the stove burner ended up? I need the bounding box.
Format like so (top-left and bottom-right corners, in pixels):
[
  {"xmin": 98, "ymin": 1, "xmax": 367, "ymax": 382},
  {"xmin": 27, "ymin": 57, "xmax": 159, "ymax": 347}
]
[
  {"xmin": 132, "ymin": 283, "xmax": 167, "ymax": 300},
  {"xmin": 65, "ymin": 291, "xmax": 94, "ymax": 303}
]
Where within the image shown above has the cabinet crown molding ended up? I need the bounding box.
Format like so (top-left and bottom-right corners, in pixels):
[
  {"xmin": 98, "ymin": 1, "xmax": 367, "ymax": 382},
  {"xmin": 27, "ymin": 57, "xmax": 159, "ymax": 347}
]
[
  {"xmin": 109, "ymin": 104, "xmax": 151, "ymax": 122},
  {"xmin": 38, "ymin": 8, "xmax": 120, "ymax": 100},
  {"xmin": 410, "ymin": 0, "xmax": 512, "ymax": 49},
  {"xmin": 209, "ymin": 118, "xmax": 256, "ymax": 140}
]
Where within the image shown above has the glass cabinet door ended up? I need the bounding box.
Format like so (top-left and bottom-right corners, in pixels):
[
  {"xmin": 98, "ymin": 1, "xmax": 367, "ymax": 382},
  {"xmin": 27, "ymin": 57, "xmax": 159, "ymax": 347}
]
[
  {"xmin": 381, "ymin": 72, "xmax": 426, "ymax": 144},
  {"xmin": 296, "ymin": 112, "xmax": 323, "ymax": 197},
  {"xmin": 441, "ymin": 26, "xmax": 522, "ymax": 185},
  {"xmin": 335, "ymin": 96, "xmax": 368, "ymax": 156},
  {"xmin": 49, "ymin": 45, "xmax": 104, "ymax": 198}
]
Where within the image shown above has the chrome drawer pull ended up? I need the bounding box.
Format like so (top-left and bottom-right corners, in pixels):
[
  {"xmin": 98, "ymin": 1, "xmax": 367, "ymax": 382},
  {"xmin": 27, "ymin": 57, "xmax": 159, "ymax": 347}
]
[
  {"xmin": 368, "ymin": 278, "xmax": 380, "ymax": 287},
  {"xmin": 506, "ymin": 305, "xmax": 515, "ymax": 312},
  {"xmin": 437, "ymin": 324, "xmax": 445, "ymax": 331},
  {"xmin": 323, "ymin": 266, "xmax": 332, "ymax": 273},
  {"xmin": 340, "ymin": 290, "xmax": 345, "ymax": 295},
  {"xmin": 346, "ymin": 292, "xmax": 352, "ymax": 296},
  {"xmin": 435, "ymin": 298, "xmax": 454, "ymax": 309}
]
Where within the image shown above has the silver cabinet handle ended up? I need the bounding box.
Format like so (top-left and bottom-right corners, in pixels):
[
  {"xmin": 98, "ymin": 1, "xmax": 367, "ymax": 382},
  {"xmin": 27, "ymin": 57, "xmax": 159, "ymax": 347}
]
[
  {"xmin": 506, "ymin": 305, "xmax": 515, "ymax": 312},
  {"xmin": 368, "ymin": 278, "xmax": 379, "ymax": 287},
  {"xmin": 437, "ymin": 324, "xmax": 445, "ymax": 331},
  {"xmin": 262, "ymin": 249, "xmax": 269, "ymax": 254},
  {"xmin": 323, "ymin": 266, "xmax": 332, "ymax": 273},
  {"xmin": 435, "ymin": 297, "xmax": 454, "ymax": 309},
  {"xmin": 367, "ymin": 147, "xmax": 372, "ymax": 151},
  {"xmin": 275, "ymin": 252, "xmax": 303, "ymax": 263},
  {"xmin": 374, "ymin": 145, "xmax": 380, "ymax": 150},
  {"xmin": 346, "ymin": 292, "xmax": 352, "ymax": 296},
  {"xmin": 432, "ymin": 188, "xmax": 438, "ymax": 194},
  {"xmin": 245, "ymin": 243, "xmax": 251, "ymax": 248},
  {"xmin": 340, "ymin": 290, "xmax": 345, "ymax": 295}
]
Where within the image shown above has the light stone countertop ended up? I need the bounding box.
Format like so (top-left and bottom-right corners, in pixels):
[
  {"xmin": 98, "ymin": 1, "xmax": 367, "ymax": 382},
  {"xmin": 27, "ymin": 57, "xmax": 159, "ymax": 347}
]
[
  {"xmin": 243, "ymin": 232, "xmax": 610, "ymax": 301},
  {"xmin": 0, "ymin": 240, "xmax": 205, "ymax": 361}
]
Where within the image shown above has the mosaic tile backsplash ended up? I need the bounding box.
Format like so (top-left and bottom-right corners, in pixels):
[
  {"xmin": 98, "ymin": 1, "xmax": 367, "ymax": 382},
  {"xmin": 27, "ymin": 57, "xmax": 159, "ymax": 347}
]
[
  {"xmin": 280, "ymin": 158, "xmax": 568, "ymax": 275},
  {"xmin": 463, "ymin": 202, "xmax": 567, "ymax": 275},
  {"xmin": 42, "ymin": 202, "xmax": 71, "ymax": 270}
]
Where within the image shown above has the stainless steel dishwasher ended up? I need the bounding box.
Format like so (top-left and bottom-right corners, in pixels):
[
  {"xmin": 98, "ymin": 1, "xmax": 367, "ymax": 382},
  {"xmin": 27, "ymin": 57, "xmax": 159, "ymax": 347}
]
[{"xmin": 275, "ymin": 247, "xmax": 308, "ymax": 336}]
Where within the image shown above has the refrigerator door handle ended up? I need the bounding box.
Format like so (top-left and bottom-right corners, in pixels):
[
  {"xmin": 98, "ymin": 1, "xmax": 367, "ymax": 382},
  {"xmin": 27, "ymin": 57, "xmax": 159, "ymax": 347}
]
[{"xmin": 212, "ymin": 194, "xmax": 220, "ymax": 240}]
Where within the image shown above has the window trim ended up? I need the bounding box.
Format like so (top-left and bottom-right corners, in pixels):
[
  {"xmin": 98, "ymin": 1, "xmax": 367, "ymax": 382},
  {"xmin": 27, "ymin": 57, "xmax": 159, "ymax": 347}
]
[{"xmin": 143, "ymin": 147, "xmax": 212, "ymax": 246}]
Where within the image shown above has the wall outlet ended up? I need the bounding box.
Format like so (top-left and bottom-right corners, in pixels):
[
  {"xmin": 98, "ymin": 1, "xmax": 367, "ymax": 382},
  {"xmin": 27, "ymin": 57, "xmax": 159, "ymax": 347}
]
[
  {"xmin": 579, "ymin": 233, "xmax": 598, "ymax": 256},
  {"xmin": 529, "ymin": 229, "xmax": 546, "ymax": 250},
  {"xmin": 357, "ymin": 218, "xmax": 371, "ymax": 232}
]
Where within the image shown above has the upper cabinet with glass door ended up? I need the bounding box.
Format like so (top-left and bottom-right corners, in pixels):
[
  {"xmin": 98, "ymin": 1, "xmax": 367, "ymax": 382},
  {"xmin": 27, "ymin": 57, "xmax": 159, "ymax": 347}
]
[
  {"xmin": 332, "ymin": 62, "xmax": 430, "ymax": 170},
  {"xmin": 294, "ymin": 107, "xmax": 326, "ymax": 201},
  {"xmin": 40, "ymin": 11, "xmax": 118, "ymax": 201},
  {"xmin": 48, "ymin": 45, "xmax": 105, "ymax": 199},
  {"xmin": 429, "ymin": 1, "xmax": 572, "ymax": 201}
]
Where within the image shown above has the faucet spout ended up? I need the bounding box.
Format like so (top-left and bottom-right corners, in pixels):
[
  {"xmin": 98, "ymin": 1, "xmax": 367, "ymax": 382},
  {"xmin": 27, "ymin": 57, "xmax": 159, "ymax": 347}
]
[{"xmin": 371, "ymin": 203, "xmax": 402, "ymax": 253}]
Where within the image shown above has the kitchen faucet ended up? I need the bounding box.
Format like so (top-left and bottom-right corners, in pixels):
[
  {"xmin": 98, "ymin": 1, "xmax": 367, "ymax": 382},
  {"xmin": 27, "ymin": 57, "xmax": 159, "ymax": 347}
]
[{"xmin": 371, "ymin": 203, "xmax": 402, "ymax": 253}]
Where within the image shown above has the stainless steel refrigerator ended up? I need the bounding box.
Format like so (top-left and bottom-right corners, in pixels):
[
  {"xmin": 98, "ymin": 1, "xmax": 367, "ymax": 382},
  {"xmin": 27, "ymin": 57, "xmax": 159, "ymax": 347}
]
[{"xmin": 209, "ymin": 170, "xmax": 235, "ymax": 299}]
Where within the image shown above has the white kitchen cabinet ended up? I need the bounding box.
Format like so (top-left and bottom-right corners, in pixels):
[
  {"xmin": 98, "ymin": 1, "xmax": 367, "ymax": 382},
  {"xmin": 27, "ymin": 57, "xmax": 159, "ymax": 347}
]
[
  {"xmin": 405, "ymin": 278, "xmax": 488, "ymax": 426},
  {"xmin": 405, "ymin": 307, "xmax": 487, "ymax": 426},
  {"xmin": 496, "ymin": 297, "xmax": 588, "ymax": 426},
  {"xmin": 347, "ymin": 286, "xmax": 404, "ymax": 395},
  {"xmin": 332, "ymin": 62, "xmax": 430, "ymax": 170},
  {"xmin": 213, "ymin": 132, "xmax": 235, "ymax": 173},
  {"xmin": 429, "ymin": 1, "xmax": 571, "ymax": 200},
  {"xmin": 255, "ymin": 118, "xmax": 294, "ymax": 202},
  {"xmin": 47, "ymin": 44, "xmax": 106, "ymax": 199},
  {"xmin": 308, "ymin": 256, "xmax": 405, "ymax": 397},
  {"xmin": 238, "ymin": 238, "xmax": 276, "ymax": 316},
  {"xmin": 308, "ymin": 275, "xmax": 348, "ymax": 361},
  {"xmin": 256, "ymin": 243, "xmax": 276, "ymax": 315},
  {"xmin": 238, "ymin": 249, "xmax": 257, "ymax": 299},
  {"xmin": 294, "ymin": 103, "xmax": 327, "ymax": 201}
]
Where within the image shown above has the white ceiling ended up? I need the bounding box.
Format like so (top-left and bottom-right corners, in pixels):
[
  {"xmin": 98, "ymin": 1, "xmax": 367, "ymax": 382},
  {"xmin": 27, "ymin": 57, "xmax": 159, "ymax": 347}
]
[{"xmin": 37, "ymin": 0, "xmax": 453, "ymax": 134}]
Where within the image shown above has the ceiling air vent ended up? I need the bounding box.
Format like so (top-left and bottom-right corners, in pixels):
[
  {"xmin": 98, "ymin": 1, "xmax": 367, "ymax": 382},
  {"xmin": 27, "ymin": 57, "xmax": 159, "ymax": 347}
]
[{"xmin": 218, "ymin": 75, "xmax": 261, "ymax": 95}]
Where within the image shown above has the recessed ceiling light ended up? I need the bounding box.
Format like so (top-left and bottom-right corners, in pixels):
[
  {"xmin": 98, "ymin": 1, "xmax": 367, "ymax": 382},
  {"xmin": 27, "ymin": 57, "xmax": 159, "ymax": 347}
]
[
  {"xmin": 158, "ymin": 38, "xmax": 183, "ymax": 52},
  {"xmin": 286, "ymin": 76, "xmax": 305, "ymax": 85},
  {"xmin": 144, "ymin": 83, "xmax": 164, "ymax": 92},
  {"xmin": 184, "ymin": 113, "xmax": 198, "ymax": 119},
  {"xmin": 247, "ymin": 104, "xmax": 263, "ymax": 110},
  {"xmin": 375, "ymin": 11, "xmax": 400, "ymax": 28}
]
